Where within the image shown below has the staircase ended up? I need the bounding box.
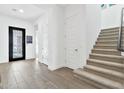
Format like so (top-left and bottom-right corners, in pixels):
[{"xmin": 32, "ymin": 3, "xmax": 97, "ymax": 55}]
[{"xmin": 74, "ymin": 27, "xmax": 124, "ymax": 89}]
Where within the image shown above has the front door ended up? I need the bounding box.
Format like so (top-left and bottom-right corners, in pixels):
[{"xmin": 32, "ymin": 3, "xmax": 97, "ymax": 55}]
[{"xmin": 9, "ymin": 26, "xmax": 26, "ymax": 62}]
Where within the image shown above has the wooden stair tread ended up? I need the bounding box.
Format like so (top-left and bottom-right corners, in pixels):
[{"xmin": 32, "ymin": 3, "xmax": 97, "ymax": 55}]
[
  {"xmin": 87, "ymin": 59, "xmax": 124, "ymax": 68},
  {"xmin": 97, "ymin": 40, "xmax": 118, "ymax": 42},
  {"xmin": 90, "ymin": 53, "xmax": 124, "ymax": 59},
  {"xmin": 98, "ymin": 36, "xmax": 118, "ymax": 38},
  {"xmin": 99, "ymin": 33, "xmax": 119, "ymax": 36},
  {"xmin": 95, "ymin": 44, "xmax": 117, "ymax": 46},
  {"xmin": 85, "ymin": 65, "xmax": 124, "ymax": 79},
  {"xmin": 92, "ymin": 49, "xmax": 118, "ymax": 52},
  {"xmin": 74, "ymin": 69, "xmax": 123, "ymax": 88},
  {"xmin": 101, "ymin": 27, "xmax": 119, "ymax": 31}
]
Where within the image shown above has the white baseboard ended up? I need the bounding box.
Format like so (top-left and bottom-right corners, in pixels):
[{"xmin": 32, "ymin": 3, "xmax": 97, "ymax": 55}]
[{"xmin": 48, "ymin": 65, "xmax": 65, "ymax": 71}]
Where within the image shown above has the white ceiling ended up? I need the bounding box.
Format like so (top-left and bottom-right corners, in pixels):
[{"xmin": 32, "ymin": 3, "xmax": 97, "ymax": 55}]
[
  {"xmin": 34, "ymin": 4, "xmax": 69, "ymax": 9},
  {"xmin": 0, "ymin": 4, "xmax": 45, "ymax": 22},
  {"xmin": 34, "ymin": 4, "xmax": 55, "ymax": 10},
  {"xmin": 0, "ymin": 4, "xmax": 69, "ymax": 22}
]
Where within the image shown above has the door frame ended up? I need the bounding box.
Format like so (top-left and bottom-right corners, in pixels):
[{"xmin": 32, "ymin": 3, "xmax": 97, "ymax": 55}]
[{"xmin": 9, "ymin": 26, "xmax": 26, "ymax": 62}]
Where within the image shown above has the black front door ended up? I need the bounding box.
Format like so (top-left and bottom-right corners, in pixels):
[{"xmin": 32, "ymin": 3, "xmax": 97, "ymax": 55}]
[{"xmin": 9, "ymin": 26, "xmax": 26, "ymax": 62}]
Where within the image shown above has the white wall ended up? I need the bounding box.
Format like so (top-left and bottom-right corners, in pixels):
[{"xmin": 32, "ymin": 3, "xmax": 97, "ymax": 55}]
[
  {"xmin": 0, "ymin": 15, "xmax": 36, "ymax": 63},
  {"xmin": 64, "ymin": 4, "xmax": 101, "ymax": 69},
  {"xmin": 35, "ymin": 4, "xmax": 101, "ymax": 70},
  {"xmin": 86, "ymin": 5, "xmax": 101, "ymax": 60},
  {"xmin": 64, "ymin": 5, "xmax": 87, "ymax": 69},
  {"xmin": 55, "ymin": 6, "xmax": 65, "ymax": 69},
  {"xmin": 35, "ymin": 12, "xmax": 49, "ymax": 65},
  {"xmin": 101, "ymin": 4, "xmax": 124, "ymax": 29},
  {"xmin": 35, "ymin": 5, "xmax": 65, "ymax": 70},
  {"xmin": 48, "ymin": 6, "xmax": 65, "ymax": 70}
]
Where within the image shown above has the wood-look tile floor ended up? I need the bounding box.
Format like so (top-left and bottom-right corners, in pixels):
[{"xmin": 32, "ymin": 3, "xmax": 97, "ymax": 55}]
[{"xmin": 0, "ymin": 59, "xmax": 97, "ymax": 89}]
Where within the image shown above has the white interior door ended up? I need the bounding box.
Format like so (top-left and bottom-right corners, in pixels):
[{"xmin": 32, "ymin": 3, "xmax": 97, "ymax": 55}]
[{"xmin": 66, "ymin": 27, "xmax": 80, "ymax": 69}]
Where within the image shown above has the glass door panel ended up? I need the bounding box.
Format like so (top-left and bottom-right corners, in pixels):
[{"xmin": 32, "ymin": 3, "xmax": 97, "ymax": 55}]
[{"xmin": 13, "ymin": 30, "xmax": 23, "ymax": 58}]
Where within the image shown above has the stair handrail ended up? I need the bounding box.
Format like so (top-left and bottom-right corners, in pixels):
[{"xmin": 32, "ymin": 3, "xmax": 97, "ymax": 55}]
[{"xmin": 118, "ymin": 8, "xmax": 124, "ymax": 51}]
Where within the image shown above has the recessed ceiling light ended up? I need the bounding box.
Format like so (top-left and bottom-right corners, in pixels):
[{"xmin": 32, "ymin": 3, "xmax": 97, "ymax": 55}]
[
  {"xmin": 12, "ymin": 8, "xmax": 24, "ymax": 13},
  {"xmin": 19, "ymin": 9, "xmax": 24, "ymax": 13}
]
